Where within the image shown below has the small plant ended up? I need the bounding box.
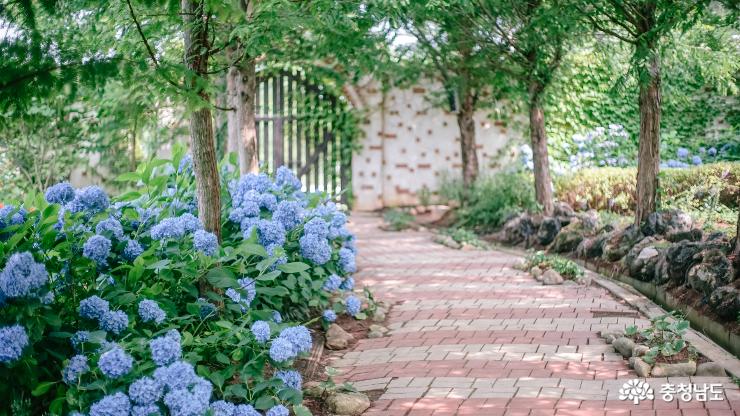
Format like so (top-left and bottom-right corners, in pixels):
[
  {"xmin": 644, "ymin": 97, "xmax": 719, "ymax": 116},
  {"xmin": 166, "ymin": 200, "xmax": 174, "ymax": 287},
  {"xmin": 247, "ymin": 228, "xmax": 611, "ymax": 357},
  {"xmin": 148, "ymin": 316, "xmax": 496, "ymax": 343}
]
[
  {"xmin": 525, "ymin": 251, "xmax": 584, "ymax": 279},
  {"xmin": 442, "ymin": 227, "xmax": 487, "ymax": 248},
  {"xmin": 626, "ymin": 312, "xmax": 695, "ymax": 364},
  {"xmin": 417, "ymin": 185, "xmax": 432, "ymax": 210},
  {"xmin": 382, "ymin": 208, "xmax": 415, "ymax": 231}
]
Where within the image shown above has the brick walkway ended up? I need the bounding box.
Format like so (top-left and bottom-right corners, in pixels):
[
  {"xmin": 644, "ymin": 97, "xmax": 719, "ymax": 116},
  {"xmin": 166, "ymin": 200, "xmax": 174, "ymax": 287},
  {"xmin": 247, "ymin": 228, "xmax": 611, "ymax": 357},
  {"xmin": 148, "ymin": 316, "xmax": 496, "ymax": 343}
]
[{"xmin": 331, "ymin": 213, "xmax": 740, "ymax": 416}]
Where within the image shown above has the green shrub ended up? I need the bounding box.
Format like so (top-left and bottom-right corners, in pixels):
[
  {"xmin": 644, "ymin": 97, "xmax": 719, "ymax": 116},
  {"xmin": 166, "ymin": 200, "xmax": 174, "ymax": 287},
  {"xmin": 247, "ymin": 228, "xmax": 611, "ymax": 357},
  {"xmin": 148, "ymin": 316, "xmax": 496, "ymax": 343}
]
[
  {"xmin": 525, "ymin": 251, "xmax": 584, "ymax": 280},
  {"xmin": 442, "ymin": 228, "xmax": 487, "ymax": 248},
  {"xmin": 382, "ymin": 209, "xmax": 415, "ymax": 231},
  {"xmin": 454, "ymin": 173, "xmax": 539, "ymax": 232},
  {"xmin": 555, "ymin": 163, "xmax": 739, "ymax": 232}
]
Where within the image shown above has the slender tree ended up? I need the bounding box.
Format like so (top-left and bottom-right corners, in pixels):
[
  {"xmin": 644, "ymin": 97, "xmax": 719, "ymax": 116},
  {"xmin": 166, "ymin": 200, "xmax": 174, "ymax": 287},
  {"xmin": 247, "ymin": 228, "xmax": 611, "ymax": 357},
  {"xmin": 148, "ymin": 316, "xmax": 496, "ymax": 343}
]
[
  {"xmin": 581, "ymin": 0, "xmax": 709, "ymax": 225},
  {"xmin": 182, "ymin": 0, "xmax": 222, "ymax": 238},
  {"xmin": 468, "ymin": 0, "xmax": 580, "ymax": 215}
]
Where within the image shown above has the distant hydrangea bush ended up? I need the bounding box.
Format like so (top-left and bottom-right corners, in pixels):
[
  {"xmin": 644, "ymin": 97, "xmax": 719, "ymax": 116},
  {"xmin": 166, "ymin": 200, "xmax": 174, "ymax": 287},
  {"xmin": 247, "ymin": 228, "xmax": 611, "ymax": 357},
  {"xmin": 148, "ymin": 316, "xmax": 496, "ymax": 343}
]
[{"xmin": 0, "ymin": 149, "xmax": 363, "ymax": 415}]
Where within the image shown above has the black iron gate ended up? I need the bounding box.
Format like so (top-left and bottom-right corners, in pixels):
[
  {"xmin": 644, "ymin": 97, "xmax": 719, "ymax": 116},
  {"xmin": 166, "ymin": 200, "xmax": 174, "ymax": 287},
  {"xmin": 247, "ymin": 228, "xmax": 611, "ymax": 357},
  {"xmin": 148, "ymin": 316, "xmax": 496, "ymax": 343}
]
[{"xmin": 255, "ymin": 69, "xmax": 351, "ymax": 202}]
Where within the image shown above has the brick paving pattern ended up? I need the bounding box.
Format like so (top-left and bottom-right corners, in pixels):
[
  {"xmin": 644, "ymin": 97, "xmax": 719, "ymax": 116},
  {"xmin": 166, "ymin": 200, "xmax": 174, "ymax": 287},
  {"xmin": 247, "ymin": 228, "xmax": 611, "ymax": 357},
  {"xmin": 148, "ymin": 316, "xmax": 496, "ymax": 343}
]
[{"xmin": 331, "ymin": 213, "xmax": 740, "ymax": 416}]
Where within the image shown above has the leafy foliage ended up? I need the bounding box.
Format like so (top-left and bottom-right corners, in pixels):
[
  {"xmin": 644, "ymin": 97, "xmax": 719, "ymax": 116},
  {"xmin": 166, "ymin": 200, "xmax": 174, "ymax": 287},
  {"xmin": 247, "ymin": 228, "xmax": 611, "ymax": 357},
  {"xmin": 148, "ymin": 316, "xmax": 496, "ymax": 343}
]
[
  {"xmin": 525, "ymin": 251, "xmax": 584, "ymax": 280},
  {"xmin": 0, "ymin": 151, "xmax": 363, "ymax": 415},
  {"xmin": 382, "ymin": 209, "xmax": 415, "ymax": 231},
  {"xmin": 625, "ymin": 313, "xmax": 694, "ymax": 364}
]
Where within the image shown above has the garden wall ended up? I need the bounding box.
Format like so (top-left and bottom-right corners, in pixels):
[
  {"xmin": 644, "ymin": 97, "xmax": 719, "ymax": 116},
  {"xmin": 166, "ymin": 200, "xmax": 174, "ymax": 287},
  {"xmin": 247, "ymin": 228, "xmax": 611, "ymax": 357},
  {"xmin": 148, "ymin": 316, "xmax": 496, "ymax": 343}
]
[{"xmin": 345, "ymin": 80, "xmax": 521, "ymax": 211}]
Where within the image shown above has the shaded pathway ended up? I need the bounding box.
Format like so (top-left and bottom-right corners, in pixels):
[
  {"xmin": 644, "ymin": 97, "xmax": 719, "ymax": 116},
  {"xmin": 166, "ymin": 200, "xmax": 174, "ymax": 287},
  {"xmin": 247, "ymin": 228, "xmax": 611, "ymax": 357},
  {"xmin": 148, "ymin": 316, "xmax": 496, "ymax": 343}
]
[{"xmin": 331, "ymin": 213, "xmax": 740, "ymax": 416}]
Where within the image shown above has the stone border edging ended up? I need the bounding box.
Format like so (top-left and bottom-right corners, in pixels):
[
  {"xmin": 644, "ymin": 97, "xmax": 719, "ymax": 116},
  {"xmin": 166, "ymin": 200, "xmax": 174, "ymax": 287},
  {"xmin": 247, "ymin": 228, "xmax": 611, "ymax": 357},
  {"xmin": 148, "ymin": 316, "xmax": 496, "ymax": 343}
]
[{"xmin": 487, "ymin": 243, "xmax": 740, "ymax": 379}]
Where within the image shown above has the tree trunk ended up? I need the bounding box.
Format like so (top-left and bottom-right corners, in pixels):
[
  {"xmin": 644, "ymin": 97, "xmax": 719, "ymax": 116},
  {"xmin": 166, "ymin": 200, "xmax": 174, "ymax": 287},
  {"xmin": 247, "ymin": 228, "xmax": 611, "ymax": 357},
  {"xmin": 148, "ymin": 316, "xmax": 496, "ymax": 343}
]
[
  {"xmin": 634, "ymin": 50, "xmax": 661, "ymax": 226},
  {"xmin": 226, "ymin": 61, "xmax": 239, "ymax": 156},
  {"xmin": 237, "ymin": 58, "xmax": 259, "ymax": 174},
  {"xmin": 529, "ymin": 84, "xmax": 554, "ymax": 216},
  {"xmin": 455, "ymin": 89, "xmax": 479, "ymax": 189},
  {"xmin": 182, "ymin": 0, "xmax": 222, "ymax": 239}
]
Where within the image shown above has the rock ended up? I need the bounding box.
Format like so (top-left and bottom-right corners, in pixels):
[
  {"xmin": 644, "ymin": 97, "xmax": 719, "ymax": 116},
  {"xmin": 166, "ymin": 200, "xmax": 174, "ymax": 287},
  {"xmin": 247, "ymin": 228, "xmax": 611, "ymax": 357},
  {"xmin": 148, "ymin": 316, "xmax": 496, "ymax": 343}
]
[
  {"xmin": 575, "ymin": 275, "xmax": 592, "ymax": 286},
  {"xmin": 577, "ymin": 210, "xmax": 600, "ymax": 232},
  {"xmin": 499, "ymin": 213, "xmax": 537, "ymax": 245},
  {"xmin": 602, "ymin": 224, "xmax": 643, "ymax": 262},
  {"xmin": 641, "ymin": 209, "xmax": 693, "ymax": 237},
  {"xmin": 613, "ymin": 337, "xmax": 636, "ymax": 358},
  {"xmin": 368, "ymin": 324, "xmax": 388, "ymax": 334},
  {"xmin": 651, "ymin": 361, "xmax": 697, "ymax": 377},
  {"xmin": 530, "ymin": 266, "xmax": 543, "ymax": 280},
  {"xmin": 326, "ymin": 392, "xmax": 371, "ymax": 416},
  {"xmin": 576, "ymin": 233, "xmax": 610, "ymax": 259},
  {"xmin": 541, "ymin": 269, "xmax": 564, "ymax": 285},
  {"xmin": 663, "ymin": 240, "xmax": 733, "ymax": 285},
  {"xmin": 537, "ymin": 217, "xmax": 561, "ymax": 246},
  {"xmin": 600, "ymin": 331, "xmax": 622, "ymax": 344},
  {"xmin": 695, "ymin": 362, "xmax": 727, "ymax": 377},
  {"xmin": 666, "ymin": 229, "xmax": 703, "ymax": 243},
  {"xmin": 325, "ymin": 324, "xmax": 354, "ymax": 350},
  {"xmin": 632, "ymin": 357, "xmax": 652, "ymax": 377},
  {"xmin": 550, "ymin": 220, "xmax": 585, "ymax": 253},
  {"xmin": 554, "ymin": 201, "xmax": 576, "ymax": 218},
  {"xmin": 372, "ymin": 307, "xmax": 387, "ymax": 322},
  {"xmin": 708, "ymin": 286, "xmax": 740, "ymax": 320},
  {"xmin": 624, "ymin": 237, "xmax": 666, "ymax": 281},
  {"xmin": 687, "ymin": 249, "xmax": 733, "ymax": 296},
  {"xmin": 434, "ymin": 235, "xmax": 461, "ymax": 249},
  {"xmin": 367, "ymin": 330, "xmax": 384, "ymax": 339},
  {"xmin": 304, "ymin": 381, "xmax": 326, "ymax": 398},
  {"xmin": 632, "ymin": 345, "xmax": 650, "ymax": 357}
]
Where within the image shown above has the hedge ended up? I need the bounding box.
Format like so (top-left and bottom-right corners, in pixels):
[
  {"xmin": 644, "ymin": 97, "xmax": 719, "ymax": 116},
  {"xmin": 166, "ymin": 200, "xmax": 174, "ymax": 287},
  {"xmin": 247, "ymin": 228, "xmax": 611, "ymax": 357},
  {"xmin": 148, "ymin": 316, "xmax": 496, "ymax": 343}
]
[{"xmin": 555, "ymin": 162, "xmax": 739, "ymax": 214}]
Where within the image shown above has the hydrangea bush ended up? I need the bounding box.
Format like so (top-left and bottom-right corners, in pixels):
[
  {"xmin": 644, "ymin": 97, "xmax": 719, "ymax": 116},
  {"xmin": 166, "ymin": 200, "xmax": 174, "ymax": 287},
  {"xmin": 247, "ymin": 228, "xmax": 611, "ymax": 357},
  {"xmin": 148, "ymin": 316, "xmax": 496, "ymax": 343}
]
[{"xmin": 0, "ymin": 148, "xmax": 363, "ymax": 415}]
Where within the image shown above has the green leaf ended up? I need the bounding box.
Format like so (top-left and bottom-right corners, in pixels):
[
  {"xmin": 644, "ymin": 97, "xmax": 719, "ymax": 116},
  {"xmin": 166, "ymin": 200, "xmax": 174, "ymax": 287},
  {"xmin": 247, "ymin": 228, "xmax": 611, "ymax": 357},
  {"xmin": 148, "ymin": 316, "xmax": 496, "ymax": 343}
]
[
  {"xmin": 254, "ymin": 395, "xmax": 277, "ymax": 410},
  {"xmin": 278, "ymin": 262, "xmax": 310, "ymax": 273},
  {"xmin": 206, "ymin": 268, "xmax": 238, "ymax": 288},
  {"xmin": 31, "ymin": 381, "xmax": 56, "ymax": 396},
  {"xmin": 293, "ymin": 405, "xmax": 313, "ymax": 416},
  {"xmin": 256, "ymin": 270, "xmax": 281, "ymax": 282},
  {"xmin": 115, "ymin": 172, "xmax": 141, "ymax": 182}
]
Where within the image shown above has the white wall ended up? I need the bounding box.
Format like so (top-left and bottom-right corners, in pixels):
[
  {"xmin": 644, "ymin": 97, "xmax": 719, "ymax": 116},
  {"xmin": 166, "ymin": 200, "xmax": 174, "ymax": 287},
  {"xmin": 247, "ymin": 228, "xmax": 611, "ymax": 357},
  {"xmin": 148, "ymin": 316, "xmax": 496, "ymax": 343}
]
[{"xmin": 346, "ymin": 80, "xmax": 522, "ymax": 211}]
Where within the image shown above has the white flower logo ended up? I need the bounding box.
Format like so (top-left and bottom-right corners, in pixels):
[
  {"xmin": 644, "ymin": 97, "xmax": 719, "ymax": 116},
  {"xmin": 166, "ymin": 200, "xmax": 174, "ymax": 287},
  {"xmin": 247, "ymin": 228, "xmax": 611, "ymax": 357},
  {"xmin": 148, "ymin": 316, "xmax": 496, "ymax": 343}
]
[{"xmin": 619, "ymin": 379, "xmax": 654, "ymax": 404}]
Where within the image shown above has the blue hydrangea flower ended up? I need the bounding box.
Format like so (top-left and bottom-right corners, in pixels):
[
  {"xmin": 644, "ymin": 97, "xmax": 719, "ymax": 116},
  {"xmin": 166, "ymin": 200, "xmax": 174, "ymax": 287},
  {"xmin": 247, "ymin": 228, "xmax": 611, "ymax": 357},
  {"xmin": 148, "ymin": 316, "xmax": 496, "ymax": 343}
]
[
  {"xmin": 259, "ymin": 193, "xmax": 278, "ymax": 211},
  {"xmin": 79, "ymin": 295, "xmax": 110, "ymax": 320},
  {"xmin": 68, "ymin": 186, "xmax": 110, "ymax": 216},
  {"xmin": 129, "ymin": 376, "xmax": 164, "ymax": 405},
  {"xmin": 340, "ymin": 277, "xmax": 355, "ymax": 291},
  {"xmin": 162, "ymin": 377, "xmax": 212, "ymax": 416},
  {"xmin": 323, "ymin": 274, "xmax": 342, "ymax": 292},
  {"xmin": 275, "ymin": 166, "xmax": 302, "ymax": 191},
  {"xmin": 338, "ymin": 248, "xmax": 356, "ymax": 274},
  {"xmin": 98, "ymin": 346, "xmax": 133, "ymax": 379},
  {"xmin": 100, "ymin": 310, "xmax": 129, "ymax": 335},
  {"xmin": 677, "ymin": 147, "xmax": 689, "ymax": 159},
  {"xmin": 0, "ymin": 252, "xmax": 48, "ymax": 298},
  {"xmin": 240, "ymin": 217, "xmax": 260, "ymax": 237},
  {"xmin": 149, "ymin": 330, "xmax": 182, "ymax": 366},
  {"xmin": 70, "ymin": 330, "xmax": 90, "ymax": 351},
  {"xmin": 345, "ymin": 295, "xmax": 361, "ymax": 317},
  {"xmin": 210, "ymin": 401, "xmax": 236, "ymax": 416},
  {"xmin": 238, "ymin": 278, "xmax": 256, "ymax": 305},
  {"xmin": 323, "ymin": 309, "xmax": 337, "ymax": 322},
  {"xmin": 131, "ymin": 404, "xmax": 162, "ymax": 416},
  {"xmin": 179, "ymin": 213, "xmax": 203, "ymax": 233},
  {"xmin": 708, "ymin": 147, "xmax": 717, "ymax": 156},
  {"xmin": 193, "ymin": 230, "xmax": 218, "ymax": 256},
  {"xmin": 273, "ymin": 200, "xmax": 303, "ymax": 230},
  {"xmin": 138, "ymin": 300, "xmax": 166, "ymax": 324},
  {"xmin": 62, "ymin": 354, "xmax": 89, "ymax": 384},
  {"xmin": 96, "ymin": 218, "xmax": 124, "ymax": 240},
  {"xmin": 257, "ymin": 219, "xmax": 286, "ymax": 247},
  {"xmin": 269, "ymin": 338, "xmax": 297, "ymax": 363},
  {"xmin": 250, "ymin": 320, "xmax": 271, "ymax": 343},
  {"xmin": 304, "ymin": 217, "xmax": 330, "ymax": 239},
  {"xmin": 178, "ymin": 154, "xmax": 193, "ymax": 174},
  {"xmin": 234, "ymin": 404, "xmax": 262, "ymax": 416},
  {"xmin": 40, "ymin": 291, "xmax": 54, "ymax": 304},
  {"xmin": 197, "ymin": 298, "xmax": 217, "ymax": 320},
  {"xmin": 89, "ymin": 392, "xmax": 131, "ymax": 416},
  {"xmin": 153, "ymin": 361, "xmax": 197, "ymax": 390},
  {"xmin": 124, "ymin": 239, "xmax": 144, "ymax": 261},
  {"xmin": 0, "ymin": 324, "xmax": 28, "ymax": 363},
  {"xmin": 278, "ymin": 326, "xmax": 312, "ymax": 354},
  {"xmin": 272, "ymin": 311, "xmax": 282, "ymax": 323},
  {"xmin": 276, "ymin": 369, "xmax": 302, "ymax": 390},
  {"xmin": 691, "ymin": 155, "xmax": 702, "ymax": 165},
  {"xmin": 266, "ymin": 405, "xmax": 289, "ymax": 416},
  {"xmin": 225, "ymin": 288, "xmax": 243, "ymax": 305},
  {"xmin": 150, "ymin": 217, "xmax": 186, "ymax": 241},
  {"xmin": 299, "ymin": 234, "xmax": 331, "ymax": 265},
  {"xmin": 229, "ymin": 205, "xmax": 260, "ymax": 225},
  {"xmin": 45, "ymin": 182, "xmax": 76, "ymax": 204},
  {"xmin": 83, "ymin": 235, "xmax": 112, "ymax": 266}
]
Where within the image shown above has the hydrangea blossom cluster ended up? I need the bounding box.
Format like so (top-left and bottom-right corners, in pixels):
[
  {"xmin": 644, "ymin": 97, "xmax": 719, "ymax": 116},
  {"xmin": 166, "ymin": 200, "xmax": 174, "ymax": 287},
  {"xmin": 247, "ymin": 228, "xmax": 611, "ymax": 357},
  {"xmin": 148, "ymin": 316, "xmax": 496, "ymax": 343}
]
[
  {"xmin": 150, "ymin": 213, "xmax": 203, "ymax": 241},
  {"xmin": 62, "ymin": 354, "xmax": 90, "ymax": 384},
  {"xmin": 275, "ymin": 369, "xmax": 302, "ymax": 390},
  {"xmin": 44, "ymin": 182, "xmax": 76, "ymax": 205},
  {"xmin": 345, "ymin": 295, "xmax": 361, "ymax": 317},
  {"xmin": 67, "ymin": 186, "xmax": 111, "ymax": 216},
  {"xmin": 79, "ymin": 295, "xmax": 129, "ymax": 335},
  {"xmin": 95, "ymin": 218, "xmax": 124, "ymax": 240},
  {"xmin": 278, "ymin": 325, "xmax": 312, "ymax": 355},
  {"xmin": 323, "ymin": 274, "xmax": 342, "ymax": 292},
  {"xmin": 123, "ymin": 239, "xmax": 144, "ymax": 260},
  {"xmin": 138, "ymin": 299, "xmax": 166, "ymax": 324},
  {"xmin": 0, "ymin": 204, "xmax": 27, "ymax": 229},
  {"xmin": 226, "ymin": 278, "xmax": 256, "ymax": 312},
  {"xmin": 149, "ymin": 330, "xmax": 182, "ymax": 366},
  {"xmin": 0, "ymin": 324, "xmax": 29, "ymax": 363},
  {"xmin": 98, "ymin": 345, "xmax": 133, "ymax": 379},
  {"xmin": 83, "ymin": 235, "xmax": 112, "ymax": 266},
  {"xmin": 0, "ymin": 252, "xmax": 48, "ymax": 298},
  {"xmin": 250, "ymin": 320, "xmax": 271, "ymax": 343},
  {"xmin": 322, "ymin": 309, "xmax": 337, "ymax": 322},
  {"xmin": 193, "ymin": 229, "xmax": 219, "ymax": 256}
]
